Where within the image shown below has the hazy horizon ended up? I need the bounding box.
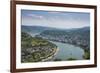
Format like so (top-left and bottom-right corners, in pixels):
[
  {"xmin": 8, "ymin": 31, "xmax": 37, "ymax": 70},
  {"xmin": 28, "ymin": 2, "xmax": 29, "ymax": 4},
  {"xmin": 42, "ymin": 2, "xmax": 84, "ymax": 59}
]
[
  {"xmin": 21, "ymin": 25, "xmax": 90, "ymax": 30},
  {"xmin": 21, "ymin": 10, "xmax": 90, "ymax": 29}
]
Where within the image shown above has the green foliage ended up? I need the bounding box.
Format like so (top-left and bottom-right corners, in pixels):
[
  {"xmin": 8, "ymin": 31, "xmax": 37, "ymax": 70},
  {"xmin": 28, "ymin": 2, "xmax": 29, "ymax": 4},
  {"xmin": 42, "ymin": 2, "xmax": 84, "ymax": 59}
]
[
  {"xmin": 31, "ymin": 37, "xmax": 50, "ymax": 46},
  {"xmin": 54, "ymin": 58, "xmax": 62, "ymax": 61},
  {"xmin": 21, "ymin": 31, "xmax": 57, "ymax": 63},
  {"xmin": 21, "ymin": 32, "xmax": 33, "ymax": 49},
  {"xmin": 67, "ymin": 57, "xmax": 77, "ymax": 60},
  {"xmin": 83, "ymin": 51, "xmax": 90, "ymax": 59}
]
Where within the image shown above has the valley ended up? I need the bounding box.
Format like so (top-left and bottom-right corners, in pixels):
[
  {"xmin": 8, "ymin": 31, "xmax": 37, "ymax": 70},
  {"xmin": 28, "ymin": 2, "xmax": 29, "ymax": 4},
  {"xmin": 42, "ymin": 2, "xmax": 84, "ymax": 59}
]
[{"xmin": 21, "ymin": 25, "xmax": 90, "ymax": 63}]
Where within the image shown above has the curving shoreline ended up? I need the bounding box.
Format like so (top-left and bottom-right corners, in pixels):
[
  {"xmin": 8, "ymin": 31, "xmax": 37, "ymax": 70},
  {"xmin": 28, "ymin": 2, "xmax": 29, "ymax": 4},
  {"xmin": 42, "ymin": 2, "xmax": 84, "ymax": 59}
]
[{"xmin": 41, "ymin": 47, "xmax": 59, "ymax": 62}]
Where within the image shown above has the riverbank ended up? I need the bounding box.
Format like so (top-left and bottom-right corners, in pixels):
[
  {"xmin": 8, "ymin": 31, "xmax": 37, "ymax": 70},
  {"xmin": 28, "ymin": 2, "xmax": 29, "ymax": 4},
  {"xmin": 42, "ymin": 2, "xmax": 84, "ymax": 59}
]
[{"xmin": 41, "ymin": 47, "xmax": 59, "ymax": 62}]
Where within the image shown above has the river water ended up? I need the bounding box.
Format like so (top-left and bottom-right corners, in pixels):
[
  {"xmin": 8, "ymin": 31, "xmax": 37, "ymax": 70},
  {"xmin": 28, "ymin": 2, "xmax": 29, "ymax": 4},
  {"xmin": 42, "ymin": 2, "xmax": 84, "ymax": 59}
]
[{"xmin": 50, "ymin": 41, "xmax": 84, "ymax": 60}]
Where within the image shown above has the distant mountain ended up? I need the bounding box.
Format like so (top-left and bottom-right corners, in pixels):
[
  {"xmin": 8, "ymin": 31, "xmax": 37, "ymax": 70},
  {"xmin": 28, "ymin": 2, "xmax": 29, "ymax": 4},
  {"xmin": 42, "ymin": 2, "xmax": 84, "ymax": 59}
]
[
  {"xmin": 21, "ymin": 25, "xmax": 60, "ymax": 36},
  {"xmin": 21, "ymin": 25, "xmax": 60, "ymax": 32},
  {"xmin": 22, "ymin": 25, "xmax": 48, "ymax": 33},
  {"xmin": 22, "ymin": 25, "xmax": 89, "ymax": 33},
  {"xmin": 22, "ymin": 25, "xmax": 90, "ymax": 40},
  {"xmin": 37, "ymin": 26, "xmax": 90, "ymax": 39}
]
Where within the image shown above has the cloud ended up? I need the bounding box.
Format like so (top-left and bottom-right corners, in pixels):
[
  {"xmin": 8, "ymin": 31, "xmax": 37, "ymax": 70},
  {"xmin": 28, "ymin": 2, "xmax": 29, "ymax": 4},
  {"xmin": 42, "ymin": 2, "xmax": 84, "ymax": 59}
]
[
  {"xmin": 27, "ymin": 14, "xmax": 44, "ymax": 19},
  {"xmin": 48, "ymin": 11, "xmax": 63, "ymax": 14}
]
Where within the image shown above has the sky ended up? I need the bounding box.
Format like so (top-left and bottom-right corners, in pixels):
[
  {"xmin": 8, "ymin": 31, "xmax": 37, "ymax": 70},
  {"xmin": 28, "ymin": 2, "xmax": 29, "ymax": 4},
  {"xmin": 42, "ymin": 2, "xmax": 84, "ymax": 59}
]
[{"xmin": 21, "ymin": 10, "xmax": 90, "ymax": 29}]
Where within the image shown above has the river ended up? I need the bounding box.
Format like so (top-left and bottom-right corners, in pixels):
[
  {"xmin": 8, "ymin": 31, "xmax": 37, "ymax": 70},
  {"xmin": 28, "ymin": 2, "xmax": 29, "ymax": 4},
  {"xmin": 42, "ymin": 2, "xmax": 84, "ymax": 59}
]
[{"xmin": 50, "ymin": 41, "xmax": 84, "ymax": 61}]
